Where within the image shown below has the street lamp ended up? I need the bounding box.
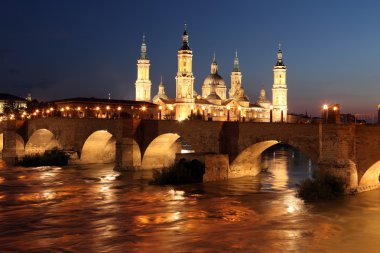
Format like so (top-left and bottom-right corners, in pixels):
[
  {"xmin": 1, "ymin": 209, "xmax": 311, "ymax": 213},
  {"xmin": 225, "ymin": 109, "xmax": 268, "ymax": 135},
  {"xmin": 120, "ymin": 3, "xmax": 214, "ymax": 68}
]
[
  {"xmin": 270, "ymin": 105, "xmax": 273, "ymax": 123},
  {"xmin": 158, "ymin": 105, "xmax": 162, "ymax": 120},
  {"xmin": 226, "ymin": 105, "xmax": 230, "ymax": 121},
  {"xmin": 322, "ymin": 104, "xmax": 328, "ymax": 123}
]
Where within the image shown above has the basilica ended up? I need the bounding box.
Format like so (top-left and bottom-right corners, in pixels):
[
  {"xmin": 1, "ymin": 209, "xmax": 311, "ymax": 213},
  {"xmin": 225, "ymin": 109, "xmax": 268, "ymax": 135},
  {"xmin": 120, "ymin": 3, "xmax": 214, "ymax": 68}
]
[{"xmin": 135, "ymin": 26, "xmax": 288, "ymax": 122}]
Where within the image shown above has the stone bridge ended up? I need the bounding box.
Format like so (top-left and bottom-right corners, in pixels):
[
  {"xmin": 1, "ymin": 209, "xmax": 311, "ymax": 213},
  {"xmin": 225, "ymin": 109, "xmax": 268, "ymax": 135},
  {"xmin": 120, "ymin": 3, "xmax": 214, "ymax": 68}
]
[{"xmin": 1, "ymin": 118, "xmax": 380, "ymax": 192}]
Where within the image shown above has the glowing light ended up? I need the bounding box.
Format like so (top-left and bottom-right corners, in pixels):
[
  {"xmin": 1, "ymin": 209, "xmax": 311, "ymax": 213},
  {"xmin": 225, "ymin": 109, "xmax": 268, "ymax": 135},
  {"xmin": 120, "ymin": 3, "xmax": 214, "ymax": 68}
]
[
  {"xmin": 96, "ymin": 106, "xmax": 100, "ymax": 110},
  {"xmin": 141, "ymin": 106, "xmax": 146, "ymax": 111},
  {"xmin": 50, "ymin": 107, "xmax": 54, "ymax": 111},
  {"xmin": 65, "ymin": 106, "xmax": 69, "ymax": 110},
  {"xmin": 201, "ymin": 106, "xmax": 205, "ymax": 110},
  {"xmin": 36, "ymin": 109, "xmax": 39, "ymax": 113},
  {"xmin": 178, "ymin": 116, "xmax": 184, "ymax": 122},
  {"xmin": 323, "ymin": 104, "xmax": 328, "ymax": 110},
  {"xmin": 117, "ymin": 106, "xmax": 121, "ymax": 111},
  {"xmin": 226, "ymin": 105, "xmax": 231, "ymax": 110},
  {"xmin": 190, "ymin": 105, "xmax": 194, "ymax": 110},
  {"xmin": 60, "ymin": 108, "xmax": 64, "ymax": 112},
  {"xmin": 46, "ymin": 109, "xmax": 50, "ymax": 113},
  {"xmin": 238, "ymin": 106, "xmax": 242, "ymax": 111},
  {"xmin": 169, "ymin": 106, "xmax": 174, "ymax": 111},
  {"xmin": 333, "ymin": 106, "xmax": 338, "ymax": 111},
  {"xmin": 77, "ymin": 107, "xmax": 81, "ymax": 111},
  {"xmin": 106, "ymin": 106, "xmax": 110, "ymax": 110},
  {"xmin": 270, "ymin": 105, "xmax": 273, "ymax": 110},
  {"xmin": 158, "ymin": 105, "xmax": 162, "ymax": 110}
]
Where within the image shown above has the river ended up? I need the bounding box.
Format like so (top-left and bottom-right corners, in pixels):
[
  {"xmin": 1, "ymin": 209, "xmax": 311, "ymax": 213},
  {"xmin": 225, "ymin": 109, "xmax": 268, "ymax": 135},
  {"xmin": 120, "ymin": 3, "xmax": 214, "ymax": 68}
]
[{"xmin": 1, "ymin": 145, "xmax": 380, "ymax": 252}]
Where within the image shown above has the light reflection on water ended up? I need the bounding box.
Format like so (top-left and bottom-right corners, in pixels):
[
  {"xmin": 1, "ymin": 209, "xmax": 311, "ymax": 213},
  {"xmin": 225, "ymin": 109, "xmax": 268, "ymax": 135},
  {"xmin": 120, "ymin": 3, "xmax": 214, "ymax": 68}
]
[{"xmin": 0, "ymin": 145, "xmax": 380, "ymax": 252}]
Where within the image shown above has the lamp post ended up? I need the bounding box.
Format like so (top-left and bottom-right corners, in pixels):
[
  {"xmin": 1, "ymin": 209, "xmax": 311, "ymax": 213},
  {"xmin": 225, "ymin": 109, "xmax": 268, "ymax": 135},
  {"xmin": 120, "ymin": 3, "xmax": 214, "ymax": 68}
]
[
  {"xmin": 322, "ymin": 104, "xmax": 328, "ymax": 123},
  {"xmin": 226, "ymin": 105, "xmax": 230, "ymax": 121},
  {"xmin": 270, "ymin": 105, "xmax": 273, "ymax": 123},
  {"xmin": 158, "ymin": 105, "xmax": 162, "ymax": 120}
]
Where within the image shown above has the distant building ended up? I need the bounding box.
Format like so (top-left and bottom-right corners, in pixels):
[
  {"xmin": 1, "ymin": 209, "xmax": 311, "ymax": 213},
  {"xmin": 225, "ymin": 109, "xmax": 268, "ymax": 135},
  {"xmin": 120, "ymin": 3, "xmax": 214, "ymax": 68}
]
[
  {"xmin": 52, "ymin": 97, "xmax": 158, "ymax": 119},
  {"xmin": 137, "ymin": 26, "xmax": 289, "ymax": 122},
  {"xmin": 0, "ymin": 93, "xmax": 27, "ymax": 114}
]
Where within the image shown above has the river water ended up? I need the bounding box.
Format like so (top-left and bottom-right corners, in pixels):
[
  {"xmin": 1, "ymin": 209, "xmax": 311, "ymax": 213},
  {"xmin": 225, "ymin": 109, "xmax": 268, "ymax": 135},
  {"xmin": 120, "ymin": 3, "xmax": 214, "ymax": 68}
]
[{"xmin": 1, "ymin": 145, "xmax": 380, "ymax": 252}]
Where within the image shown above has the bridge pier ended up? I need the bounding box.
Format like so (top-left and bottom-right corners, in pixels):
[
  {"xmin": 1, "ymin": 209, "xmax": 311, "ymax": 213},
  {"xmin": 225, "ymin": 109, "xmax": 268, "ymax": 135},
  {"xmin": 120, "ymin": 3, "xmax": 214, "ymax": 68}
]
[
  {"xmin": 114, "ymin": 138, "xmax": 141, "ymax": 171},
  {"xmin": 318, "ymin": 124, "xmax": 358, "ymax": 191},
  {"xmin": 2, "ymin": 121, "xmax": 22, "ymax": 165}
]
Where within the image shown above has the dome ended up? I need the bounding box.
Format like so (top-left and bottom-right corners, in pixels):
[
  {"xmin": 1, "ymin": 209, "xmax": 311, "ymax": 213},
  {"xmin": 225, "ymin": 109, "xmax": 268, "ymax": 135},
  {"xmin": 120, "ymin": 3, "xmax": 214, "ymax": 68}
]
[
  {"xmin": 153, "ymin": 93, "xmax": 168, "ymax": 103},
  {"xmin": 203, "ymin": 73, "xmax": 226, "ymax": 88}
]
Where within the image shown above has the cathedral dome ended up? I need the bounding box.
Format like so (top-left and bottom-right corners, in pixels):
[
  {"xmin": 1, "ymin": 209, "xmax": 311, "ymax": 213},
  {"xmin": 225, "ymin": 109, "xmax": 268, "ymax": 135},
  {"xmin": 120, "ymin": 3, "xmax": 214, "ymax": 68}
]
[{"xmin": 203, "ymin": 73, "xmax": 226, "ymax": 88}]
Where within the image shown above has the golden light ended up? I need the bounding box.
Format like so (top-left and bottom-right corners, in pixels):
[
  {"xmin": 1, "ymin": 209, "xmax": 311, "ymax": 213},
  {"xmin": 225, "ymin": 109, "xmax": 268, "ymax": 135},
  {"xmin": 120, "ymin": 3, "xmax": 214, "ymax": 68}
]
[
  {"xmin": 106, "ymin": 106, "xmax": 110, "ymax": 110},
  {"xmin": 226, "ymin": 105, "xmax": 231, "ymax": 110},
  {"xmin": 36, "ymin": 109, "xmax": 39, "ymax": 113},
  {"xmin": 77, "ymin": 107, "xmax": 81, "ymax": 111},
  {"xmin": 169, "ymin": 106, "xmax": 174, "ymax": 111},
  {"xmin": 60, "ymin": 108, "xmax": 64, "ymax": 112},
  {"xmin": 96, "ymin": 106, "xmax": 100, "ymax": 111},
  {"xmin": 333, "ymin": 106, "xmax": 338, "ymax": 111},
  {"xmin": 46, "ymin": 109, "xmax": 50, "ymax": 113},
  {"xmin": 21, "ymin": 115, "xmax": 24, "ymax": 118},
  {"xmin": 323, "ymin": 104, "xmax": 328, "ymax": 110},
  {"xmin": 65, "ymin": 106, "xmax": 69, "ymax": 110},
  {"xmin": 190, "ymin": 105, "xmax": 194, "ymax": 110},
  {"xmin": 201, "ymin": 106, "xmax": 205, "ymax": 111},
  {"xmin": 117, "ymin": 106, "xmax": 121, "ymax": 111},
  {"xmin": 141, "ymin": 106, "xmax": 146, "ymax": 111},
  {"xmin": 33, "ymin": 112, "xmax": 36, "ymax": 116},
  {"xmin": 158, "ymin": 105, "xmax": 162, "ymax": 110},
  {"xmin": 270, "ymin": 105, "xmax": 273, "ymax": 110},
  {"xmin": 22, "ymin": 111, "xmax": 26, "ymax": 115},
  {"xmin": 238, "ymin": 106, "xmax": 242, "ymax": 111},
  {"xmin": 50, "ymin": 107, "xmax": 54, "ymax": 111}
]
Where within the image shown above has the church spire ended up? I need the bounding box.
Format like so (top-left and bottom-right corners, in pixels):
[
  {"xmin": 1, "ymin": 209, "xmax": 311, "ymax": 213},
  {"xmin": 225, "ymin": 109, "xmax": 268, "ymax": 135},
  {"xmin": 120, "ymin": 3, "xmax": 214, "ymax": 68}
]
[
  {"xmin": 139, "ymin": 33, "xmax": 148, "ymax": 60},
  {"xmin": 233, "ymin": 50, "xmax": 240, "ymax": 72},
  {"xmin": 275, "ymin": 42, "xmax": 284, "ymax": 66},
  {"xmin": 211, "ymin": 53, "xmax": 218, "ymax": 74},
  {"xmin": 180, "ymin": 23, "xmax": 191, "ymax": 50}
]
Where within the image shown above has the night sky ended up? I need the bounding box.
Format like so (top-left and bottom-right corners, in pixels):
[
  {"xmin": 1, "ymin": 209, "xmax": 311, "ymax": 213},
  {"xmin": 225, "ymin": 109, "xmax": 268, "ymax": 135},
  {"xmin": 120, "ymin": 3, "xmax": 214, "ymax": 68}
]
[{"xmin": 1, "ymin": 0, "xmax": 380, "ymax": 116}]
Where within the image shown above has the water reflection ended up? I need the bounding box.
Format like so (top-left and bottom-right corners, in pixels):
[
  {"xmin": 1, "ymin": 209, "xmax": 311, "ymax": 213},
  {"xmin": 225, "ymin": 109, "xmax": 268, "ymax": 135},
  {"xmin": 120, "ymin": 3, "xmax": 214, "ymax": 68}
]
[{"xmin": 0, "ymin": 146, "xmax": 380, "ymax": 252}]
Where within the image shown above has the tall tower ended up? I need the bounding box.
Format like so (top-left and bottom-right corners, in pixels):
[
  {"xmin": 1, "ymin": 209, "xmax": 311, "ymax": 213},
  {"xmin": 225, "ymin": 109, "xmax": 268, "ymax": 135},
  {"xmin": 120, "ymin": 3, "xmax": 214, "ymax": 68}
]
[
  {"xmin": 135, "ymin": 34, "xmax": 152, "ymax": 102},
  {"xmin": 272, "ymin": 44, "xmax": 288, "ymax": 122},
  {"xmin": 229, "ymin": 50, "xmax": 242, "ymax": 99},
  {"xmin": 175, "ymin": 24, "xmax": 195, "ymax": 120}
]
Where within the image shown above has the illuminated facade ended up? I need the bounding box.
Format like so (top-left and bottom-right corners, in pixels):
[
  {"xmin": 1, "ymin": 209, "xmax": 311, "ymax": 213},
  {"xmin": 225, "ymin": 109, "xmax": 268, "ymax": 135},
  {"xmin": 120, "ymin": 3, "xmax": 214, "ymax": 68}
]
[
  {"xmin": 145, "ymin": 26, "xmax": 289, "ymax": 122},
  {"xmin": 135, "ymin": 34, "xmax": 152, "ymax": 102},
  {"xmin": 272, "ymin": 45, "xmax": 288, "ymax": 122}
]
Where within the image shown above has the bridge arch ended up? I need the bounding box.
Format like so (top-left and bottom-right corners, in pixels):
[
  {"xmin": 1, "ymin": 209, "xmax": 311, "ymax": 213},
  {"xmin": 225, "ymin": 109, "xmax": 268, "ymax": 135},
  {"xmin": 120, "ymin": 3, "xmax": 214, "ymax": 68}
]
[
  {"xmin": 358, "ymin": 161, "xmax": 380, "ymax": 191},
  {"xmin": 141, "ymin": 133, "xmax": 194, "ymax": 170},
  {"xmin": 80, "ymin": 130, "xmax": 117, "ymax": 164},
  {"xmin": 230, "ymin": 139, "xmax": 318, "ymax": 178},
  {"xmin": 0, "ymin": 133, "xmax": 25, "ymax": 157},
  {"xmin": 25, "ymin": 129, "xmax": 59, "ymax": 155}
]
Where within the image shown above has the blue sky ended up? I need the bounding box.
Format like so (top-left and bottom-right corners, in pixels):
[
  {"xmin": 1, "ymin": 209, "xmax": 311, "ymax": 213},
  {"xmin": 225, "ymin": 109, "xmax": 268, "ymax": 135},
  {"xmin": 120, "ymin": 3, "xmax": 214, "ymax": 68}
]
[{"xmin": 1, "ymin": 0, "xmax": 380, "ymax": 116}]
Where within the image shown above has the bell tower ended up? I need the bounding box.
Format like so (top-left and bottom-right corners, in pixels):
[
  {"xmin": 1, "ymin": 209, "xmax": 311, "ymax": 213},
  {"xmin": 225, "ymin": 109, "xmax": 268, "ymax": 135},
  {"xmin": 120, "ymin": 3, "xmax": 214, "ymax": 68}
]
[
  {"xmin": 135, "ymin": 34, "xmax": 152, "ymax": 102},
  {"xmin": 175, "ymin": 24, "xmax": 195, "ymax": 120},
  {"xmin": 272, "ymin": 44, "xmax": 288, "ymax": 122},
  {"xmin": 229, "ymin": 50, "xmax": 242, "ymax": 99}
]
